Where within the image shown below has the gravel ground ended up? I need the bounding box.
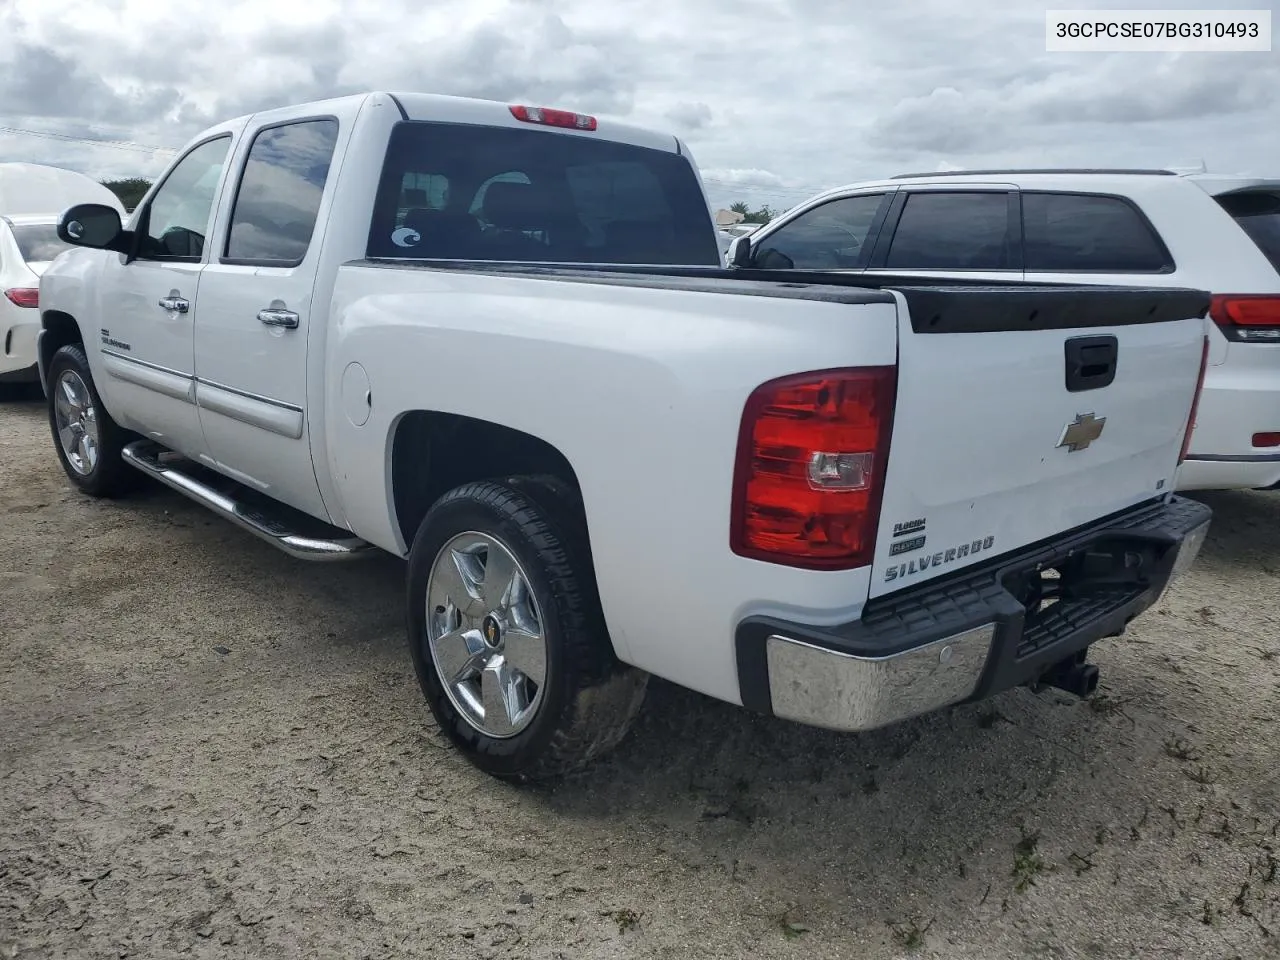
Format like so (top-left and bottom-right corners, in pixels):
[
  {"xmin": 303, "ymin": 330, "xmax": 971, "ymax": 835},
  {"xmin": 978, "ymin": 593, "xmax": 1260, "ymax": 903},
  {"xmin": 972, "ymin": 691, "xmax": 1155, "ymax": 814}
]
[{"xmin": 1, "ymin": 394, "xmax": 1278, "ymax": 960}]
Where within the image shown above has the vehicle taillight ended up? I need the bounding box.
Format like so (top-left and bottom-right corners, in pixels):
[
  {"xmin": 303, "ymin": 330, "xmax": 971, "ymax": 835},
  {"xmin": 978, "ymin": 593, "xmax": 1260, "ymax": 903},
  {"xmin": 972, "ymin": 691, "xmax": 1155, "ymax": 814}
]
[
  {"xmin": 731, "ymin": 367, "xmax": 896, "ymax": 570},
  {"xmin": 1209, "ymin": 294, "xmax": 1280, "ymax": 341},
  {"xmin": 509, "ymin": 104, "xmax": 597, "ymax": 131},
  {"xmin": 3, "ymin": 287, "xmax": 38, "ymax": 308},
  {"xmin": 1178, "ymin": 335, "xmax": 1210, "ymax": 465}
]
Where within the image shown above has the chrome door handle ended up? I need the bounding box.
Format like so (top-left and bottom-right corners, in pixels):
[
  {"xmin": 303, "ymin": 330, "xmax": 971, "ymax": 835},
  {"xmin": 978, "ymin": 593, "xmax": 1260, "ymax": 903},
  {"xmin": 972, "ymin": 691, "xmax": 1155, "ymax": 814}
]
[
  {"xmin": 158, "ymin": 296, "xmax": 189, "ymax": 313},
  {"xmin": 257, "ymin": 308, "xmax": 299, "ymax": 329}
]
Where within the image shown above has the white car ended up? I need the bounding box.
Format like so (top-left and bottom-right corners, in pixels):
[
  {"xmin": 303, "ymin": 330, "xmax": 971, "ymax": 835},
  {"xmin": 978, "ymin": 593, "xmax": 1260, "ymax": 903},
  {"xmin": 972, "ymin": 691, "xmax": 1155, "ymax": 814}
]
[
  {"xmin": 38, "ymin": 95, "xmax": 1211, "ymax": 779},
  {"xmin": 734, "ymin": 169, "xmax": 1280, "ymax": 491},
  {"xmin": 1, "ymin": 215, "xmax": 75, "ymax": 387}
]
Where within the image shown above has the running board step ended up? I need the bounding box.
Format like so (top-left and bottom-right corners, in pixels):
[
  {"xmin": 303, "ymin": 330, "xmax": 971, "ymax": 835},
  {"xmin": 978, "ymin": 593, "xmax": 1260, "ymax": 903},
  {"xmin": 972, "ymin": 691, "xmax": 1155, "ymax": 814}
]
[{"xmin": 122, "ymin": 440, "xmax": 375, "ymax": 562}]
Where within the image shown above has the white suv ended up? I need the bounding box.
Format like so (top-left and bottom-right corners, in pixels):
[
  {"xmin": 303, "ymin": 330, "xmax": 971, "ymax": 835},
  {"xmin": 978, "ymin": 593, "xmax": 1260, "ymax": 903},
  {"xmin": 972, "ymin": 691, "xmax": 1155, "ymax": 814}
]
[{"xmin": 735, "ymin": 169, "xmax": 1280, "ymax": 491}]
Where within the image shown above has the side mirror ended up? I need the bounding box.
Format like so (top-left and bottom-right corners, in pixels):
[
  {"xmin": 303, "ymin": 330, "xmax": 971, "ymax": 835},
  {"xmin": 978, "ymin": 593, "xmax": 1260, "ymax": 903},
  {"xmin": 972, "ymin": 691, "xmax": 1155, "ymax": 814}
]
[
  {"xmin": 727, "ymin": 235, "xmax": 753, "ymax": 268},
  {"xmin": 58, "ymin": 204, "xmax": 129, "ymax": 253}
]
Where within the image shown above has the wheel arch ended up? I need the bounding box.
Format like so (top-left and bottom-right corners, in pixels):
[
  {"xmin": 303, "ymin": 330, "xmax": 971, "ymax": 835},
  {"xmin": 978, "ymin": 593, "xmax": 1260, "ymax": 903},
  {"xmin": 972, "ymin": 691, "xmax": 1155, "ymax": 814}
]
[
  {"xmin": 388, "ymin": 409, "xmax": 587, "ymax": 553},
  {"xmin": 38, "ymin": 310, "xmax": 84, "ymax": 390}
]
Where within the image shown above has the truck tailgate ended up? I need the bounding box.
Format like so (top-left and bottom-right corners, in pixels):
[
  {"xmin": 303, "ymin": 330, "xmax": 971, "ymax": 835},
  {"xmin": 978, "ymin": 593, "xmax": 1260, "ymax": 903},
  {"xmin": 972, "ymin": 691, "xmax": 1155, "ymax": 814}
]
[{"xmin": 870, "ymin": 285, "xmax": 1209, "ymax": 599}]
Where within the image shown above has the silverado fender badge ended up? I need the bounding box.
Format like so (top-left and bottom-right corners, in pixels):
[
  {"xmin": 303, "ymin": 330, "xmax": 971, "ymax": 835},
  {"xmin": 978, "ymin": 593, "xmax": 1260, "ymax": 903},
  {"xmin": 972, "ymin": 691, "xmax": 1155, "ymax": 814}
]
[{"xmin": 1057, "ymin": 412, "xmax": 1106, "ymax": 453}]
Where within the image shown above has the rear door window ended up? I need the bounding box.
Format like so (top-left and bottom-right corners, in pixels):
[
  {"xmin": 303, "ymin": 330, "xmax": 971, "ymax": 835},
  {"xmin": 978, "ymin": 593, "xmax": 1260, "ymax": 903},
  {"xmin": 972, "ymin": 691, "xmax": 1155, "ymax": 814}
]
[
  {"xmin": 751, "ymin": 194, "xmax": 889, "ymax": 269},
  {"xmin": 884, "ymin": 192, "xmax": 1015, "ymax": 270},
  {"xmin": 1022, "ymin": 192, "xmax": 1172, "ymax": 273},
  {"xmin": 1214, "ymin": 190, "xmax": 1280, "ymax": 273},
  {"xmin": 224, "ymin": 118, "xmax": 340, "ymax": 265},
  {"xmin": 367, "ymin": 121, "xmax": 719, "ymax": 265}
]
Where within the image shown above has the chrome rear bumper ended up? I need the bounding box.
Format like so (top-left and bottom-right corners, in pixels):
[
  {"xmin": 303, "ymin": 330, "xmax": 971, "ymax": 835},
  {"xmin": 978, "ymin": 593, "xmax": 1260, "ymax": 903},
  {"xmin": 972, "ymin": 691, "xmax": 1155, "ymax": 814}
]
[
  {"xmin": 737, "ymin": 496, "xmax": 1212, "ymax": 733},
  {"xmin": 765, "ymin": 625, "xmax": 996, "ymax": 732}
]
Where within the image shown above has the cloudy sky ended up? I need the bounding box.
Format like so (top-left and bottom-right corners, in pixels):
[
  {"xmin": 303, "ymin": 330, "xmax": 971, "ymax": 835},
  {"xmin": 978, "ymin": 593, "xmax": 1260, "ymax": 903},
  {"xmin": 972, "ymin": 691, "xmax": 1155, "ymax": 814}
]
[{"xmin": 1, "ymin": 0, "xmax": 1277, "ymax": 214}]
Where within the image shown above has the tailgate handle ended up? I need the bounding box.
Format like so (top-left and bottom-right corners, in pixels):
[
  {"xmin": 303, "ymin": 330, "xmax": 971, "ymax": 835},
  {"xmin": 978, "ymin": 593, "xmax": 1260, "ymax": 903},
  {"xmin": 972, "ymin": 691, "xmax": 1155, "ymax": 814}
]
[{"xmin": 1064, "ymin": 335, "xmax": 1118, "ymax": 392}]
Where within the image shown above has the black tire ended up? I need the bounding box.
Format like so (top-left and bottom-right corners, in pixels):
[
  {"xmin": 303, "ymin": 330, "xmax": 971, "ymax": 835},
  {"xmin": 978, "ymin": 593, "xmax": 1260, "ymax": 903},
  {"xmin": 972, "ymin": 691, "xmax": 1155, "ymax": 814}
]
[
  {"xmin": 46, "ymin": 343, "xmax": 140, "ymax": 498},
  {"xmin": 406, "ymin": 477, "xmax": 648, "ymax": 780}
]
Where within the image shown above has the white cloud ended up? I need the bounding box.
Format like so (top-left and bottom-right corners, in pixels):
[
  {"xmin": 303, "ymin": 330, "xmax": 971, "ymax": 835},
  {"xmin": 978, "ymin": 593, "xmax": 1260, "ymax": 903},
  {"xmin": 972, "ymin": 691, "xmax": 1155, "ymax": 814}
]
[
  {"xmin": 665, "ymin": 101, "xmax": 713, "ymax": 131},
  {"xmin": 700, "ymin": 168, "xmax": 787, "ymax": 188},
  {"xmin": 0, "ymin": 0, "xmax": 1276, "ymax": 215}
]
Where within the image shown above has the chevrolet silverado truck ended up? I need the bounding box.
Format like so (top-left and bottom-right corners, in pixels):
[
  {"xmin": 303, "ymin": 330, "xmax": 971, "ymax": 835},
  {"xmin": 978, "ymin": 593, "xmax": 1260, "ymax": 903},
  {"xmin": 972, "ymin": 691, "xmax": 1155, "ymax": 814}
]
[{"xmin": 37, "ymin": 91, "xmax": 1212, "ymax": 780}]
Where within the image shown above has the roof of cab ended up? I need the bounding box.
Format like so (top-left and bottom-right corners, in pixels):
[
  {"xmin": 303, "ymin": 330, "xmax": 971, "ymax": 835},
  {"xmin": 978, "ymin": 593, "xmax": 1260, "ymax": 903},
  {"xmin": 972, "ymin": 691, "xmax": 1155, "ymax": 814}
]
[
  {"xmin": 389, "ymin": 92, "xmax": 679, "ymax": 153},
  {"xmin": 222, "ymin": 91, "xmax": 681, "ymax": 155}
]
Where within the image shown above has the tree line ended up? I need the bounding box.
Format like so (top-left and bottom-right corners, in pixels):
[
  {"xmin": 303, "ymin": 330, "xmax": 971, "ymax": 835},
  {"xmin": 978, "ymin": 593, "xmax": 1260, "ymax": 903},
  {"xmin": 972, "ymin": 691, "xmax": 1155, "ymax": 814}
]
[
  {"xmin": 729, "ymin": 201, "xmax": 776, "ymax": 224},
  {"xmin": 101, "ymin": 178, "xmax": 152, "ymax": 211}
]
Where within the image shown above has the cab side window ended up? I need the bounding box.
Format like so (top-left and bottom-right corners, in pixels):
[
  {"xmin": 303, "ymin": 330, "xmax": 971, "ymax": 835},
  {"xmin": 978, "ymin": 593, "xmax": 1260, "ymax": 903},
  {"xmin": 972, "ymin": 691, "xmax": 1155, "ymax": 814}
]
[
  {"xmin": 753, "ymin": 194, "xmax": 888, "ymax": 269},
  {"xmin": 225, "ymin": 119, "xmax": 340, "ymax": 265},
  {"xmin": 137, "ymin": 136, "xmax": 232, "ymax": 262}
]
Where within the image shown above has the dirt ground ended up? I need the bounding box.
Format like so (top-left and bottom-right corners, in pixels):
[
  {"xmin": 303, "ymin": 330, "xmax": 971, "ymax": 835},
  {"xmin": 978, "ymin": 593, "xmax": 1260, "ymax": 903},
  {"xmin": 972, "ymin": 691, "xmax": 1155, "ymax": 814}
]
[{"xmin": 1, "ymin": 395, "xmax": 1278, "ymax": 960}]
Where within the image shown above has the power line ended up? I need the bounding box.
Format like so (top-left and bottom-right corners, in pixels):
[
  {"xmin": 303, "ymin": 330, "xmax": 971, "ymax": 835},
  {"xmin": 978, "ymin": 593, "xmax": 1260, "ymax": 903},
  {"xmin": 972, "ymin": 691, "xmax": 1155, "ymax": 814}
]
[
  {"xmin": 699, "ymin": 176, "xmax": 821, "ymax": 208},
  {"xmin": 701, "ymin": 176, "xmax": 813, "ymax": 196},
  {"xmin": 0, "ymin": 124, "xmax": 176, "ymax": 155}
]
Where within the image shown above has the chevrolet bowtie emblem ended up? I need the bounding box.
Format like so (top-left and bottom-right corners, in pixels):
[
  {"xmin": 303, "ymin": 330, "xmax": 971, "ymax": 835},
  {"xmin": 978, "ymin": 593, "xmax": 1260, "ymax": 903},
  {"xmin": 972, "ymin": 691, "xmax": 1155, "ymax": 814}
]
[{"xmin": 1058, "ymin": 412, "xmax": 1106, "ymax": 452}]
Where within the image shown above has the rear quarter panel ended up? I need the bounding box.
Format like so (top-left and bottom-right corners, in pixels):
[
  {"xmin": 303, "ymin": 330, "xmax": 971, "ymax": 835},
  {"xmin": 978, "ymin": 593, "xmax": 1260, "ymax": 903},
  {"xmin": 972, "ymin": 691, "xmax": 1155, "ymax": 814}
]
[{"xmin": 325, "ymin": 264, "xmax": 899, "ymax": 705}]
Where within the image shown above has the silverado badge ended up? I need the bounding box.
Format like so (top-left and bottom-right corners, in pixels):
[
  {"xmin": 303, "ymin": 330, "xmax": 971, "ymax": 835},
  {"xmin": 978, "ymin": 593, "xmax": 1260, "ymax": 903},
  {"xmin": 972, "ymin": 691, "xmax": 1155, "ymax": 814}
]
[{"xmin": 1057, "ymin": 412, "xmax": 1106, "ymax": 453}]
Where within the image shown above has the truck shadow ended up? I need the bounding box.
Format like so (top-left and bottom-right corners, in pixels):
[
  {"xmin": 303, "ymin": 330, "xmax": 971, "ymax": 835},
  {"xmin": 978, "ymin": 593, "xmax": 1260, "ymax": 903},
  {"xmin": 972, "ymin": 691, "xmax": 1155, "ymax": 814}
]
[
  {"xmin": 55, "ymin": 444, "xmax": 1276, "ymax": 934},
  {"xmin": 519, "ymin": 488, "xmax": 1278, "ymax": 923}
]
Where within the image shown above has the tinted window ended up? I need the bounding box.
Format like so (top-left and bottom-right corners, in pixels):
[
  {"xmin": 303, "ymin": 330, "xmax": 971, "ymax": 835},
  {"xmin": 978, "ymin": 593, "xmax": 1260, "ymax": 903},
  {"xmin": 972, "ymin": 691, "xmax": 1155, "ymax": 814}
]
[
  {"xmin": 367, "ymin": 121, "xmax": 719, "ymax": 265},
  {"xmin": 226, "ymin": 119, "xmax": 339, "ymax": 263},
  {"xmin": 752, "ymin": 195, "xmax": 886, "ymax": 269},
  {"xmin": 885, "ymin": 192, "xmax": 1013, "ymax": 270},
  {"xmin": 1215, "ymin": 190, "xmax": 1280, "ymax": 274},
  {"xmin": 11, "ymin": 223, "xmax": 72, "ymax": 263},
  {"xmin": 1023, "ymin": 192, "xmax": 1171, "ymax": 272},
  {"xmin": 139, "ymin": 137, "xmax": 231, "ymax": 260}
]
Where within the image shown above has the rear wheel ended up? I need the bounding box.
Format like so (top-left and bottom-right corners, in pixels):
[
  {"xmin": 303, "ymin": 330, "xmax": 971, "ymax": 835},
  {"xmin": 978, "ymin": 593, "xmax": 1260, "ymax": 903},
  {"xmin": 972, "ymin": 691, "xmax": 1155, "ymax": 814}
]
[
  {"xmin": 406, "ymin": 477, "xmax": 648, "ymax": 780},
  {"xmin": 46, "ymin": 344, "xmax": 139, "ymax": 497}
]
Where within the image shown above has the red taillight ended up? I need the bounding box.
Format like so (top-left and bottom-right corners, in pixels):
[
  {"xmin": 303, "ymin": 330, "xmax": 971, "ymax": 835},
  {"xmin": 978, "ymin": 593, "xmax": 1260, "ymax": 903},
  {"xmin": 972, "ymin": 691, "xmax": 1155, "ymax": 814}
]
[
  {"xmin": 731, "ymin": 367, "xmax": 896, "ymax": 570},
  {"xmin": 1209, "ymin": 295, "xmax": 1280, "ymax": 340},
  {"xmin": 509, "ymin": 104, "xmax": 597, "ymax": 131},
  {"xmin": 1179, "ymin": 335, "xmax": 1210, "ymax": 465},
  {"xmin": 1253, "ymin": 432, "xmax": 1280, "ymax": 448},
  {"xmin": 3, "ymin": 287, "xmax": 38, "ymax": 308}
]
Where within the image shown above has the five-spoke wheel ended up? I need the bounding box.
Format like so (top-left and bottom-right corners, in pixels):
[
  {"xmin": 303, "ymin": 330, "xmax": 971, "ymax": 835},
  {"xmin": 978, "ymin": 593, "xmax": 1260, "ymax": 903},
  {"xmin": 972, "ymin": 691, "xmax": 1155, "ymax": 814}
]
[
  {"xmin": 45, "ymin": 343, "xmax": 138, "ymax": 497},
  {"xmin": 406, "ymin": 477, "xmax": 648, "ymax": 780},
  {"xmin": 52, "ymin": 368, "xmax": 100, "ymax": 476},
  {"xmin": 426, "ymin": 531, "xmax": 548, "ymax": 738}
]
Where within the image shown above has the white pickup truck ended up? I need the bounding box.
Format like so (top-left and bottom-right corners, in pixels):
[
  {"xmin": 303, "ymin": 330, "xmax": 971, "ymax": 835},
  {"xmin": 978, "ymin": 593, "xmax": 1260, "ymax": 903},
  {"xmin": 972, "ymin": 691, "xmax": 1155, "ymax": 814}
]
[{"xmin": 37, "ymin": 91, "xmax": 1213, "ymax": 780}]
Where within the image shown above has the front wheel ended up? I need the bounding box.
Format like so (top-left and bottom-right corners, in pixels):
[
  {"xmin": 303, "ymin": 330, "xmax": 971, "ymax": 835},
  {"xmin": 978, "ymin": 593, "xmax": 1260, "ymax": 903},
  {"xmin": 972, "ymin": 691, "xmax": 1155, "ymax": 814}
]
[
  {"xmin": 46, "ymin": 344, "xmax": 139, "ymax": 498},
  {"xmin": 406, "ymin": 477, "xmax": 648, "ymax": 780}
]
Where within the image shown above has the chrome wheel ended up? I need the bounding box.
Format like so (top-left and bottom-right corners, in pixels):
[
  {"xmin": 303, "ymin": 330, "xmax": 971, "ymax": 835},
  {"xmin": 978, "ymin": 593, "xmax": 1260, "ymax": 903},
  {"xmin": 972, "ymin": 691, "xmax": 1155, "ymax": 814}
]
[
  {"xmin": 425, "ymin": 531, "xmax": 548, "ymax": 738},
  {"xmin": 53, "ymin": 370, "xmax": 100, "ymax": 476}
]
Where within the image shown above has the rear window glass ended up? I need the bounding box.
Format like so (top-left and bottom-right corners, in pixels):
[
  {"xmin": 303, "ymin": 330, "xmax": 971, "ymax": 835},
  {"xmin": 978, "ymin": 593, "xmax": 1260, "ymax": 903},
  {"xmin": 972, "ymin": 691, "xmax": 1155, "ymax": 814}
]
[
  {"xmin": 11, "ymin": 223, "xmax": 73, "ymax": 263},
  {"xmin": 1215, "ymin": 190, "xmax": 1280, "ymax": 273},
  {"xmin": 1022, "ymin": 192, "xmax": 1172, "ymax": 272},
  {"xmin": 885, "ymin": 192, "xmax": 1014, "ymax": 270},
  {"xmin": 367, "ymin": 121, "xmax": 719, "ymax": 265}
]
